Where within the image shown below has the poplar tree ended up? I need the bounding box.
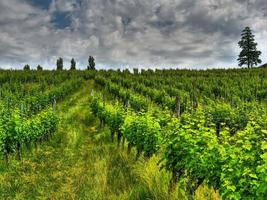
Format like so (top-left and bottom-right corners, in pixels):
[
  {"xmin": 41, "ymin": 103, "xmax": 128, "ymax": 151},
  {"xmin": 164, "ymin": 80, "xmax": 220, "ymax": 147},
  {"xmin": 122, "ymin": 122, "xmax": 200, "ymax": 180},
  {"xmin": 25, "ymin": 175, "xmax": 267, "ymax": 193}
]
[
  {"xmin": 37, "ymin": 65, "xmax": 43, "ymax": 71},
  {"xmin": 70, "ymin": 58, "xmax": 76, "ymax": 70},
  {"xmin": 56, "ymin": 57, "xmax": 63, "ymax": 70},
  {"xmin": 23, "ymin": 64, "xmax": 30, "ymax": 70},
  {"xmin": 87, "ymin": 56, "xmax": 95, "ymax": 70}
]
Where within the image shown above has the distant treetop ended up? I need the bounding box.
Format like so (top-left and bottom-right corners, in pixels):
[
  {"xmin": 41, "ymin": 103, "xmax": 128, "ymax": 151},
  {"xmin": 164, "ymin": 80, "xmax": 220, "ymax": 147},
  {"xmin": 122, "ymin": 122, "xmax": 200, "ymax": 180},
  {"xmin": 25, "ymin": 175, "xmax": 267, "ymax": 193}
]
[
  {"xmin": 23, "ymin": 64, "xmax": 30, "ymax": 70},
  {"xmin": 70, "ymin": 58, "xmax": 76, "ymax": 70},
  {"xmin": 37, "ymin": 65, "xmax": 43, "ymax": 71},
  {"xmin": 56, "ymin": 57, "xmax": 64, "ymax": 70},
  {"xmin": 87, "ymin": 56, "xmax": 96, "ymax": 70}
]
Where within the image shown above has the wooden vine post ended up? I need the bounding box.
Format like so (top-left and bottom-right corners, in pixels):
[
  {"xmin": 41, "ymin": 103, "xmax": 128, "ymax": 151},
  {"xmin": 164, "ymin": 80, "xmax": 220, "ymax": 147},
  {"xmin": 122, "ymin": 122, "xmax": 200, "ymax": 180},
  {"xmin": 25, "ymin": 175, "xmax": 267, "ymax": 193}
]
[
  {"xmin": 175, "ymin": 96, "xmax": 181, "ymax": 118},
  {"xmin": 53, "ymin": 95, "xmax": 56, "ymax": 112},
  {"xmin": 17, "ymin": 103, "xmax": 24, "ymax": 161}
]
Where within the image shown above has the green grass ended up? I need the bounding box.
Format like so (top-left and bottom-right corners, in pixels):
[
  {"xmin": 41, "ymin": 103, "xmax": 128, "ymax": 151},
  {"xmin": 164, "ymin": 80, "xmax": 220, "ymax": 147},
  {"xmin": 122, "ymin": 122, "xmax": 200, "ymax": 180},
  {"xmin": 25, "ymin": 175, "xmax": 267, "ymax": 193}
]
[{"xmin": 0, "ymin": 80, "xmax": 220, "ymax": 200}]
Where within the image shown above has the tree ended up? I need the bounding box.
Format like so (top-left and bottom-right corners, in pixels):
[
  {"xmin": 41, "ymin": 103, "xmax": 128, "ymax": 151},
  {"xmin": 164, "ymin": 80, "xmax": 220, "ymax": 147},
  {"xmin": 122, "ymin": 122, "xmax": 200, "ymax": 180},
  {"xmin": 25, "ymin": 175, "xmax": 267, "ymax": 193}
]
[
  {"xmin": 37, "ymin": 65, "xmax": 43, "ymax": 71},
  {"xmin": 56, "ymin": 57, "xmax": 63, "ymax": 70},
  {"xmin": 133, "ymin": 68, "xmax": 138, "ymax": 74},
  {"xmin": 238, "ymin": 27, "xmax": 262, "ymax": 68},
  {"xmin": 87, "ymin": 56, "xmax": 95, "ymax": 70},
  {"xmin": 23, "ymin": 64, "xmax": 30, "ymax": 70},
  {"xmin": 70, "ymin": 58, "xmax": 76, "ymax": 70}
]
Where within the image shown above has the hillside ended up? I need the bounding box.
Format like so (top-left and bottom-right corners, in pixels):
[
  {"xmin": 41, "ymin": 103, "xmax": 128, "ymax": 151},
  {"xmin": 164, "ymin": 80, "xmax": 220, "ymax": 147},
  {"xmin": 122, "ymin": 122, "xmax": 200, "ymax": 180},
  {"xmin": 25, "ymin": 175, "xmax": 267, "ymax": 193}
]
[{"xmin": 0, "ymin": 69, "xmax": 266, "ymax": 200}]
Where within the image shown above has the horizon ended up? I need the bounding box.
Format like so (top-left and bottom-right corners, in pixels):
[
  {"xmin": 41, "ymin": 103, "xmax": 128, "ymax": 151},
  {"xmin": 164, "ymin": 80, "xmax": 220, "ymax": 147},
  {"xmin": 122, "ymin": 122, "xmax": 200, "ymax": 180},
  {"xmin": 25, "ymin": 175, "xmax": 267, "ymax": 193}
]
[
  {"xmin": 0, "ymin": 64, "xmax": 265, "ymax": 72},
  {"xmin": 0, "ymin": 0, "xmax": 267, "ymax": 69}
]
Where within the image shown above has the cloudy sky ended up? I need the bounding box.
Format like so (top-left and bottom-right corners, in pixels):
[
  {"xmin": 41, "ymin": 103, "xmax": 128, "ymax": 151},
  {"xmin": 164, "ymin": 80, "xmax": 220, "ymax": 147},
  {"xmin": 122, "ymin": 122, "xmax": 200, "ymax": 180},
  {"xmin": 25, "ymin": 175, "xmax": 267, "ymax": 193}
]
[{"xmin": 0, "ymin": 0, "xmax": 266, "ymax": 70}]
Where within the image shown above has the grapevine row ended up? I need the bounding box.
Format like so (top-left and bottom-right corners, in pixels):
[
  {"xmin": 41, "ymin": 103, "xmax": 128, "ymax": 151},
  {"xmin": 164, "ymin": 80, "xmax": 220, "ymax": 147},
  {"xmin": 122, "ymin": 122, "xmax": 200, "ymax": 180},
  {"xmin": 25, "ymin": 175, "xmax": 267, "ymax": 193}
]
[{"xmin": 90, "ymin": 84, "xmax": 267, "ymax": 200}]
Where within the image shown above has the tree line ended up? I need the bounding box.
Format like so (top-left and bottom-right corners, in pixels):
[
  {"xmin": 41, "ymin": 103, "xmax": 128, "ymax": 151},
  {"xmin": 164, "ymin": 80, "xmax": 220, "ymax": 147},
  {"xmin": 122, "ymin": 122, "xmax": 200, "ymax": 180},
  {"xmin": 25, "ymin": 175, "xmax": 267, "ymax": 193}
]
[
  {"xmin": 23, "ymin": 26, "xmax": 263, "ymax": 71},
  {"xmin": 23, "ymin": 55, "xmax": 96, "ymax": 71}
]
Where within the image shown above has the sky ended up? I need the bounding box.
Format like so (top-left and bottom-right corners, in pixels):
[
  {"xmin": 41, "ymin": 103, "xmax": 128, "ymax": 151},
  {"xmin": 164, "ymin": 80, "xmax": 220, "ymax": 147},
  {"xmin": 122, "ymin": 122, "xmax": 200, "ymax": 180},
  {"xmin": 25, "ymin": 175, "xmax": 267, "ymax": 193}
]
[{"xmin": 0, "ymin": 0, "xmax": 266, "ymax": 70}]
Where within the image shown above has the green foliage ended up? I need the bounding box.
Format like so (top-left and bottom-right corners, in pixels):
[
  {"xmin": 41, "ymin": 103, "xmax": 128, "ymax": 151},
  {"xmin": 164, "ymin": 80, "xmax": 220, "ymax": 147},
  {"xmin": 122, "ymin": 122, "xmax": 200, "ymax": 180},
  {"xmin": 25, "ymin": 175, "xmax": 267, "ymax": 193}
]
[
  {"xmin": 90, "ymin": 97, "xmax": 161, "ymax": 157},
  {"xmin": 159, "ymin": 107, "xmax": 267, "ymax": 199},
  {"xmin": 0, "ymin": 71, "xmax": 86, "ymax": 160},
  {"xmin": 92, "ymin": 68, "xmax": 267, "ymax": 199},
  {"xmin": 56, "ymin": 57, "xmax": 64, "ymax": 70},
  {"xmin": 37, "ymin": 65, "xmax": 43, "ymax": 71},
  {"xmin": 205, "ymin": 102, "xmax": 248, "ymax": 136},
  {"xmin": 23, "ymin": 64, "xmax": 30, "ymax": 71},
  {"xmin": 160, "ymin": 110, "xmax": 222, "ymax": 194},
  {"xmin": 70, "ymin": 58, "xmax": 76, "ymax": 70},
  {"xmin": 90, "ymin": 97, "xmax": 125, "ymax": 142},
  {"xmin": 218, "ymin": 119, "xmax": 266, "ymax": 199},
  {"xmin": 0, "ymin": 108, "xmax": 58, "ymax": 158},
  {"xmin": 129, "ymin": 94, "xmax": 148, "ymax": 112},
  {"xmin": 133, "ymin": 68, "xmax": 138, "ymax": 74},
  {"xmin": 238, "ymin": 27, "xmax": 262, "ymax": 68},
  {"xmin": 105, "ymin": 104, "xmax": 125, "ymax": 135},
  {"xmin": 88, "ymin": 56, "xmax": 96, "ymax": 70},
  {"xmin": 0, "ymin": 68, "xmax": 266, "ymax": 199},
  {"xmin": 260, "ymin": 63, "xmax": 267, "ymax": 68},
  {"xmin": 122, "ymin": 112, "xmax": 161, "ymax": 157}
]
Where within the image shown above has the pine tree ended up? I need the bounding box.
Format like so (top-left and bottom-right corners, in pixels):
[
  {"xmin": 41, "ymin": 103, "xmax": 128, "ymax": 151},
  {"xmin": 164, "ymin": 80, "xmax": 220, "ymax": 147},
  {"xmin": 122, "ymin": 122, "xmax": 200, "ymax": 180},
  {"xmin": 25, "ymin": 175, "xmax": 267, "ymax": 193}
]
[
  {"xmin": 87, "ymin": 56, "xmax": 96, "ymax": 70},
  {"xmin": 56, "ymin": 57, "xmax": 63, "ymax": 70},
  {"xmin": 70, "ymin": 58, "xmax": 76, "ymax": 70},
  {"xmin": 238, "ymin": 27, "xmax": 262, "ymax": 68}
]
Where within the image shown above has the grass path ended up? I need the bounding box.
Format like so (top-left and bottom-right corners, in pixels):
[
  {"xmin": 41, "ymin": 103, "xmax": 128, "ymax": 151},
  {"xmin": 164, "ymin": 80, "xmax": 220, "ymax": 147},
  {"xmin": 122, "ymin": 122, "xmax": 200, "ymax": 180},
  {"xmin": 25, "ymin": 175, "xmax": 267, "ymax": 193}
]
[
  {"xmin": 0, "ymin": 80, "xmax": 98, "ymax": 199},
  {"xmin": 0, "ymin": 80, "xmax": 138, "ymax": 200},
  {"xmin": 0, "ymin": 80, "xmax": 219, "ymax": 200}
]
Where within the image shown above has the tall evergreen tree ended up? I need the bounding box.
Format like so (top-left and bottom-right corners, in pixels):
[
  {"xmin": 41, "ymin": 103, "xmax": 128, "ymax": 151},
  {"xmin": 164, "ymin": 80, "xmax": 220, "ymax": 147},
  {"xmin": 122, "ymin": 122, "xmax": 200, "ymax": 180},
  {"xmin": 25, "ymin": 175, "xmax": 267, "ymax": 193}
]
[
  {"xmin": 70, "ymin": 58, "xmax": 76, "ymax": 70},
  {"xmin": 87, "ymin": 56, "xmax": 96, "ymax": 70},
  {"xmin": 56, "ymin": 57, "xmax": 63, "ymax": 70},
  {"xmin": 238, "ymin": 27, "xmax": 262, "ymax": 68}
]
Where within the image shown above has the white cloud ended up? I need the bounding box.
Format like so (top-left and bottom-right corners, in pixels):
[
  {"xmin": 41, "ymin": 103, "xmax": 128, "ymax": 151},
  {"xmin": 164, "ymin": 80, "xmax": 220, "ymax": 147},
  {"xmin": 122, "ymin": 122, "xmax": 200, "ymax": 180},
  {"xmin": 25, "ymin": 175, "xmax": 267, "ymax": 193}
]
[{"xmin": 0, "ymin": 0, "xmax": 266, "ymax": 69}]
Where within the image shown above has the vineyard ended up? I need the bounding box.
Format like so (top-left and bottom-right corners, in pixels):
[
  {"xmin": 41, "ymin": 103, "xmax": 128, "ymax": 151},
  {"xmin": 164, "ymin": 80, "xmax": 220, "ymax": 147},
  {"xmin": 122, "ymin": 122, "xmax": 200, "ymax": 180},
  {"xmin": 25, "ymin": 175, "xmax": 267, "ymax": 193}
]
[{"xmin": 0, "ymin": 68, "xmax": 267, "ymax": 200}]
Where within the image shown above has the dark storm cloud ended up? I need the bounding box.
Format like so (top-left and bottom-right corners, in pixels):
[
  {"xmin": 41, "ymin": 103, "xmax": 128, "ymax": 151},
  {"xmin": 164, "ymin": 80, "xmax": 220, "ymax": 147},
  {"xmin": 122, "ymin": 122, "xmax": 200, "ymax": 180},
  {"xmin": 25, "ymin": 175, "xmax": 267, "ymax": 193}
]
[{"xmin": 0, "ymin": 0, "xmax": 266, "ymax": 69}]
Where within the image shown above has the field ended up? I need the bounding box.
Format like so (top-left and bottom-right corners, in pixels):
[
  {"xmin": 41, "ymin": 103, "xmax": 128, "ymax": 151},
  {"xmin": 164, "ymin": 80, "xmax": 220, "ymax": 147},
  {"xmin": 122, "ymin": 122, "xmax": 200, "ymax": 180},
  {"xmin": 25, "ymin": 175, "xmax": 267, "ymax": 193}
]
[{"xmin": 0, "ymin": 68, "xmax": 267, "ymax": 200}]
